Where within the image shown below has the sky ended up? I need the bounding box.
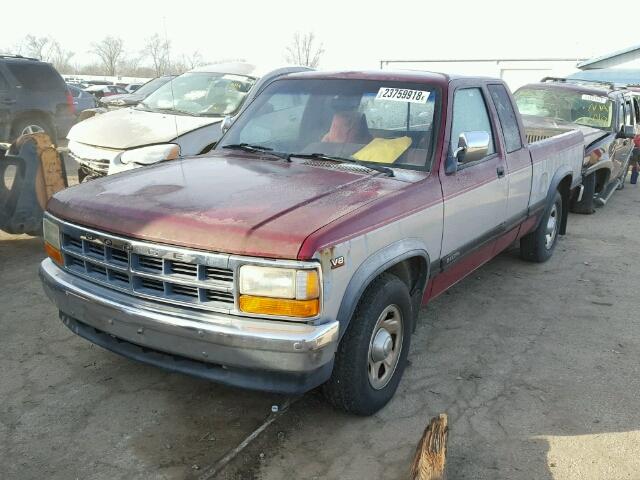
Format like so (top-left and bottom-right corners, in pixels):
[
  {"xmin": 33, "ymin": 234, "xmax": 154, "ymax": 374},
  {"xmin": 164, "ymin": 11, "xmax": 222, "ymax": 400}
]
[{"xmin": 3, "ymin": 0, "xmax": 638, "ymax": 71}]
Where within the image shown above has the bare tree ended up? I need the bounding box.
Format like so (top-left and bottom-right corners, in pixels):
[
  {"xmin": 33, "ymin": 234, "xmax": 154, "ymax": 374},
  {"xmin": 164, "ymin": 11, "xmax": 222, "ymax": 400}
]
[
  {"xmin": 23, "ymin": 35, "xmax": 50, "ymax": 60},
  {"xmin": 91, "ymin": 36, "xmax": 125, "ymax": 76},
  {"xmin": 184, "ymin": 50, "xmax": 204, "ymax": 70},
  {"xmin": 48, "ymin": 40, "xmax": 74, "ymax": 73},
  {"xmin": 143, "ymin": 34, "xmax": 171, "ymax": 76},
  {"xmin": 285, "ymin": 32, "xmax": 324, "ymax": 68}
]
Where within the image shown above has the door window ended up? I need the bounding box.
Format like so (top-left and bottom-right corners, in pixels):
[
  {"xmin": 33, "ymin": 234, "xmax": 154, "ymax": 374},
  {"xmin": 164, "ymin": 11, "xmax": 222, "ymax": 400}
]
[
  {"xmin": 451, "ymin": 88, "xmax": 496, "ymax": 160},
  {"xmin": 488, "ymin": 84, "xmax": 522, "ymax": 153}
]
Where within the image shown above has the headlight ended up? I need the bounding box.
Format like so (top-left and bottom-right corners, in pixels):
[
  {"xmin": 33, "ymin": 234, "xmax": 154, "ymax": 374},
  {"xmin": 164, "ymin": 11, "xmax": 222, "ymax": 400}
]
[
  {"xmin": 238, "ymin": 265, "xmax": 320, "ymax": 318},
  {"xmin": 119, "ymin": 144, "xmax": 180, "ymax": 165},
  {"xmin": 43, "ymin": 217, "xmax": 63, "ymax": 265}
]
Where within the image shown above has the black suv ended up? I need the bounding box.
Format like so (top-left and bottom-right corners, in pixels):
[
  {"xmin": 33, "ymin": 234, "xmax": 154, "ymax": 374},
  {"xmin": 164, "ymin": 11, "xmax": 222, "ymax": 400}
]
[
  {"xmin": 515, "ymin": 78, "xmax": 638, "ymax": 212},
  {"xmin": 0, "ymin": 55, "xmax": 75, "ymax": 144}
]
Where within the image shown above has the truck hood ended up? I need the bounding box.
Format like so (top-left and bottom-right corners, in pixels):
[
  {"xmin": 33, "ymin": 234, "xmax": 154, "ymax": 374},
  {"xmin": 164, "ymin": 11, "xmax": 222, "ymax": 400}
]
[
  {"xmin": 47, "ymin": 153, "xmax": 405, "ymax": 259},
  {"xmin": 67, "ymin": 108, "xmax": 223, "ymax": 149}
]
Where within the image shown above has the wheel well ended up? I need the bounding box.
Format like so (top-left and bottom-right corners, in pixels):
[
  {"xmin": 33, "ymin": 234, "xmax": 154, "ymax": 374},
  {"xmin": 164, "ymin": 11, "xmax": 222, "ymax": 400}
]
[
  {"xmin": 557, "ymin": 175, "xmax": 571, "ymax": 235},
  {"xmin": 384, "ymin": 256, "xmax": 428, "ymax": 297}
]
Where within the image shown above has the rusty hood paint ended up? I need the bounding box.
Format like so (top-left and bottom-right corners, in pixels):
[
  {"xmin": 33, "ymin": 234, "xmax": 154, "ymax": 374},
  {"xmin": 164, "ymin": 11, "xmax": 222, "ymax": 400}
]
[{"xmin": 48, "ymin": 153, "xmax": 406, "ymax": 259}]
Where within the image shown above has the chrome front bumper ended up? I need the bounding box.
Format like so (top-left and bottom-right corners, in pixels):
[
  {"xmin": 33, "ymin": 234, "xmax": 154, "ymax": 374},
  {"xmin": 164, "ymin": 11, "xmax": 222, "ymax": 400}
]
[{"xmin": 40, "ymin": 259, "xmax": 339, "ymax": 393}]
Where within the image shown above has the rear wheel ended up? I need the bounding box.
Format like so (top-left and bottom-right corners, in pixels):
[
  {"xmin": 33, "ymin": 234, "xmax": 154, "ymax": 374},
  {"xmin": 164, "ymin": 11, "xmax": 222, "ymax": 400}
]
[
  {"xmin": 10, "ymin": 117, "xmax": 55, "ymax": 144},
  {"xmin": 520, "ymin": 191, "xmax": 562, "ymax": 263},
  {"xmin": 323, "ymin": 273, "xmax": 412, "ymax": 416}
]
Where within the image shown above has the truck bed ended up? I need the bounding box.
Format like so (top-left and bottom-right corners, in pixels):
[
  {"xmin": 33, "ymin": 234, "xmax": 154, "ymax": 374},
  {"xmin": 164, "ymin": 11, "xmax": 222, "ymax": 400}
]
[{"xmin": 522, "ymin": 114, "xmax": 605, "ymax": 149}]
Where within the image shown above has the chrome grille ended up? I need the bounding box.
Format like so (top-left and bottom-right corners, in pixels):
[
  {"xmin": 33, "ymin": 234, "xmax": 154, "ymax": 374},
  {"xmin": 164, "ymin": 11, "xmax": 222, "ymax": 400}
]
[{"xmin": 59, "ymin": 227, "xmax": 235, "ymax": 313}]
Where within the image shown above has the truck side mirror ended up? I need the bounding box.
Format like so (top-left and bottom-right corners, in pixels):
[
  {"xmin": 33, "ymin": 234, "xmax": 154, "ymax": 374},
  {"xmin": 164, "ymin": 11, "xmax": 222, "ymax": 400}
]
[
  {"xmin": 221, "ymin": 115, "xmax": 234, "ymax": 134},
  {"xmin": 445, "ymin": 131, "xmax": 491, "ymax": 174},
  {"xmin": 618, "ymin": 125, "xmax": 636, "ymax": 139}
]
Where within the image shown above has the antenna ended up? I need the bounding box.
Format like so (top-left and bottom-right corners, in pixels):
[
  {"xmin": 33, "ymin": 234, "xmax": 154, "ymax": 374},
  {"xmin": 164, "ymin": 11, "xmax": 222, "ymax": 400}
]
[{"xmin": 163, "ymin": 16, "xmax": 180, "ymax": 147}]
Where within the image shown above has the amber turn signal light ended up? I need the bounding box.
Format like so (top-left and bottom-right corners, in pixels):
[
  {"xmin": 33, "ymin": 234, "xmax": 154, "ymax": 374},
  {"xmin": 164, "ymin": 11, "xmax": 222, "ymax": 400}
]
[
  {"xmin": 44, "ymin": 242, "xmax": 64, "ymax": 266},
  {"xmin": 239, "ymin": 295, "xmax": 319, "ymax": 318}
]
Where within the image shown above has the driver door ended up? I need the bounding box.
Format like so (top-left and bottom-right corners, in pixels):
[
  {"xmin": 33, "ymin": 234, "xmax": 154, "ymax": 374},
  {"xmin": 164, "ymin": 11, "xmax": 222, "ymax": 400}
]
[{"xmin": 431, "ymin": 85, "xmax": 508, "ymax": 297}]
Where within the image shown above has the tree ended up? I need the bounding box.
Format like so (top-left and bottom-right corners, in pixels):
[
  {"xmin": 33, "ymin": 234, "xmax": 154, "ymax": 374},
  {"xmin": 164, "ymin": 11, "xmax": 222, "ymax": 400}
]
[
  {"xmin": 284, "ymin": 32, "xmax": 324, "ymax": 68},
  {"xmin": 23, "ymin": 35, "xmax": 49, "ymax": 60},
  {"xmin": 184, "ymin": 50, "xmax": 204, "ymax": 70},
  {"xmin": 91, "ymin": 36, "xmax": 125, "ymax": 76},
  {"xmin": 143, "ymin": 34, "xmax": 171, "ymax": 76},
  {"xmin": 48, "ymin": 40, "xmax": 74, "ymax": 73}
]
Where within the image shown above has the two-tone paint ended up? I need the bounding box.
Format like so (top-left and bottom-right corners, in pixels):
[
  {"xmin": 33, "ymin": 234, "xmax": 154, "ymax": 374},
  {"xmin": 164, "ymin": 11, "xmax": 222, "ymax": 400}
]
[{"xmin": 41, "ymin": 71, "xmax": 584, "ymax": 394}]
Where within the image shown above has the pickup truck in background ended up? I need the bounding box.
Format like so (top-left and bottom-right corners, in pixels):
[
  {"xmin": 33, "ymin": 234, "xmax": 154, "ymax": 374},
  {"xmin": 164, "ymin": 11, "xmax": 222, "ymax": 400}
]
[
  {"xmin": 515, "ymin": 78, "xmax": 638, "ymax": 212},
  {"xmin": 40, "ymin": 71, "xmax": 583, "ymax": 415}
]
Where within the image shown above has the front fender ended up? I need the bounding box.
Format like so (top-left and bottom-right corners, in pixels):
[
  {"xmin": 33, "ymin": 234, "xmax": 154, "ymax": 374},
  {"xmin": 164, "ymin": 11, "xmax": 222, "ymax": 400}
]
[{"xmin": 335, "ymin": 239, "xmax": 430, "ymax": 339}]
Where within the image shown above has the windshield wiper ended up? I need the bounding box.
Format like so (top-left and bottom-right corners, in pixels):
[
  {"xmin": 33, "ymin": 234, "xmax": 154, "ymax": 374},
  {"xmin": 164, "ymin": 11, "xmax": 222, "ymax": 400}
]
[
  {"xmin": 222, "ymin": 143, "xmax": 289, "ymax": 161},
  {"xmin": 288, "ymin": 152, "xmax": 394, "ymax": 177}
]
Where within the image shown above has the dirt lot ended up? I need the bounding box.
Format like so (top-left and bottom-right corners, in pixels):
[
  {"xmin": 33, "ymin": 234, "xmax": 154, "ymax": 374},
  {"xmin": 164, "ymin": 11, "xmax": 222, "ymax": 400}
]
[{"xmin": 1, "ymin": 178, "xmax": 639, "ymax": 480}]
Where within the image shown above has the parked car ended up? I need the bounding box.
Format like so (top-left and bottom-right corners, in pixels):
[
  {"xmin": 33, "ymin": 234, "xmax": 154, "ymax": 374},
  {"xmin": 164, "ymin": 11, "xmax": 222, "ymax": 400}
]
[
  {"xmin": 67, "ymin": 85, "xmax": 97, "ymax": 114},
  {"xmin": 84, "ymin": 84, "xmax": 128, "ymax": 99},
  {"xmin": 0, "ymin": 54, "xmax": 75, "ymax": 143},
  {"xmin": 66, "ymin": 81, "xmax": 89, "ymax": 90},
  {"xmin": 514, "ymin": 78, "xmax": 638, "ymax": 212},
  {"xmin": 99, "ymin": 75, "xmax": 175, "ymax": 110},
  {"xmin": 40, "ymin": 70, "xmax": 584, "ymax": 415},
  {"xmin": 67, "ymin": 62, "xmax": 311, "ymax": 181},
  {"xmin": 125, "ymin": 83, "xmax": 143, "ymax": 93}
]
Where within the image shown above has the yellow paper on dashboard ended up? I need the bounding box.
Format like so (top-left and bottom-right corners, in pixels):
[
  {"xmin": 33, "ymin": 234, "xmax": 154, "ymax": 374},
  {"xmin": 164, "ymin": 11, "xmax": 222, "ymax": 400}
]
[{"xmin": 352, "ymin": 136, "xmax": 412, "ymax": 164}]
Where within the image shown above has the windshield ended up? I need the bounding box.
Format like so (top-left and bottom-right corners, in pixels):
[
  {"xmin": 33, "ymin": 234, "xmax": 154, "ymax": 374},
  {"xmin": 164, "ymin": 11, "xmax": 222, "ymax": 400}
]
[
  {"xmin": 217, "ymin": 79, "xmax": 439, "ymax": 170},
  {"xmin": 514, "ymin": 87, "xmax": 613, "ymax": 129},
  {"xmin": 138, "ymin": 72, "xmax": 256, "ymax": 117},
  {"xmin": 134, "ymin": 77, "xmax": 171, "ymax": 97}
]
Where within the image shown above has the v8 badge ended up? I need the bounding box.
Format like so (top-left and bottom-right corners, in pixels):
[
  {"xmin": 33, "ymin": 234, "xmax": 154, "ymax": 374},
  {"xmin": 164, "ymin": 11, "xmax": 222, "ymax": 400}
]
[{"xmin": 330, "ymin": 256, "xmax": 345, "ymax": 269}]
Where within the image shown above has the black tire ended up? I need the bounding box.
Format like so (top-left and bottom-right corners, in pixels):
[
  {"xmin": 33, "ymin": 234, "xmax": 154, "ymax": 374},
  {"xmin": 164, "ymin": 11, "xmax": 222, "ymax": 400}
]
[
  {"xmin": 322, "ymin": 273, "xmax": 412, "ymax": 416},
  {"xmin": 520, "ymin": 191, "xmax": 563, "ymax": 263},
  {"xmin": 10, "ymin": 117, "xmax": 56, "ymax": 144}
]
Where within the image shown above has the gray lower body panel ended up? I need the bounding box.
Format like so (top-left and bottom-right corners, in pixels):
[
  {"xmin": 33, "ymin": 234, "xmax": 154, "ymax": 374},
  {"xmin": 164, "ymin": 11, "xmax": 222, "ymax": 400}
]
[{"xmin": 39, "ymin": 259, "xmax": 338, "ymax": 394}]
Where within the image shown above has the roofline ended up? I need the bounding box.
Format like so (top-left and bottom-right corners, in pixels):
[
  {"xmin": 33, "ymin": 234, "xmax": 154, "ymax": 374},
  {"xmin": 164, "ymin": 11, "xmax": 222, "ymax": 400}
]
[
  {"xmin": 380, "ymin": 57, "xmax": 587, "ymax": 68},
  {"xmin": 578, "ymin": 44, "xmax": 640, "ymax": 70}
]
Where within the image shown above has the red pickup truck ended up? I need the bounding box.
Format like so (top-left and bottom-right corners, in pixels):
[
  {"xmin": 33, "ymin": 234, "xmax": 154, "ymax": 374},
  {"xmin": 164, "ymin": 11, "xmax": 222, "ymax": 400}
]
[{"xmin": 40, "ymin": 71, "xmax": 584, "ymax": 415}]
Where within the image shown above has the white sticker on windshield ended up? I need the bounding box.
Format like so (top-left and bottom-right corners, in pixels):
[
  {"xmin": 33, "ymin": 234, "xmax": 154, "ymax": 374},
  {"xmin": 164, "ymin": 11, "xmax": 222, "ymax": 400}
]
[
  {"xmin": 376, "ymin": 87, "xmax": 429, "ymax": 104},
  {"xmin": 581, "ymin": 94, "xmax": 607, "ymax": 104}
]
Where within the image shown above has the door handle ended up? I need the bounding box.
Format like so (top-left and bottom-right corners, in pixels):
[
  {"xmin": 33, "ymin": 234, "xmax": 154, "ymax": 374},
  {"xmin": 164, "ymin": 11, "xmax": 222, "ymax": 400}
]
[
  {"xmin": 1, "ymin": 98, "xmax": 16, "ymax": 105},
  {"xmin": 497, "ymin": 166, "xmax": 505, "ymax": 178}
]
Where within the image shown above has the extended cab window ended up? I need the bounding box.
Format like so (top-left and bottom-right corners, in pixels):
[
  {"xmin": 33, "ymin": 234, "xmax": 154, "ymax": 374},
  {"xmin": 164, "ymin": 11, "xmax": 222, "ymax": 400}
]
[
  {"xmin": 488, "ymin": 84, "xmax": 522, "ymax": 153},
  {"xmin": 451, "ymin": 88, "xmax": 495, "ymax": 159},
  {"xmin": 220, "ymin": 79, "xmax": 440, "ymax": 170}
]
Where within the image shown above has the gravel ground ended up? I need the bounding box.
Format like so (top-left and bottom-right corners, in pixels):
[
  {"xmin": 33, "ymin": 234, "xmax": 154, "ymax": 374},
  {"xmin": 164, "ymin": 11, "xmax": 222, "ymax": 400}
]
[{"xmin": 1, "ymin": 174, "xmax": 639, "ymax": 480}]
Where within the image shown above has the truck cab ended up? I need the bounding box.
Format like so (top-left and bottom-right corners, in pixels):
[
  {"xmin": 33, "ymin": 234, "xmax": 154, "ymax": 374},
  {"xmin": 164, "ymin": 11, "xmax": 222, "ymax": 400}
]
[
  {"xmin": 40, "ymin": 71, "xmax": 583, "ymax": 415},
  {"xmin": 515, "ymin": 78, "xmax": 639, "ymax": 212}
]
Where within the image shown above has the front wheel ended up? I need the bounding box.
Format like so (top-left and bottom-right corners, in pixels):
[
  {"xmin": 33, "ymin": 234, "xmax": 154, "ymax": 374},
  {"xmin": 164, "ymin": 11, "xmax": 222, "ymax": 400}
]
[
  {"xmin": 520, "ymin": 191, "xmax": 562, "ymax": 263},
  {"xmin": 323, "ymin": 273, "xmax": 412, "ymax": 416}
]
